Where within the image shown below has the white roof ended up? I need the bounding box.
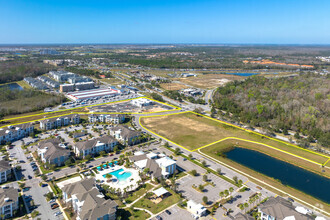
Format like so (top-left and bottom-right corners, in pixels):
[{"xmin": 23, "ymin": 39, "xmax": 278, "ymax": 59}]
[
  {"xmin": 134, "ymin": 151, "xmax": 145, "ymax": 156},
  {"xmin": 147, "ymin": 152, "xmax": 158, "ymax": 159},
  {"xmin": 156, "ymin": 157, "xmax": 176, "ymax": 168},
  {"xmin": 295, "ymin": 206, "xmax": 309, "ymax": 215},
  {"xmin": 153, "ymin": 187, "xmax": 168, "ymax": 197},
  {"xmin": 283, "ymin": 216, "xmax": 296, "ymax": 220},
  {"xmin": 134, "ymin": 159, "xmax": 148, "ymax": 169},
  {"xmin": 187, "ymin": 200, "xmax": 206, "ymax": 213},
  {"xmin": 315, "ymin": 217, "xmax": 326, "ymax": 220}
]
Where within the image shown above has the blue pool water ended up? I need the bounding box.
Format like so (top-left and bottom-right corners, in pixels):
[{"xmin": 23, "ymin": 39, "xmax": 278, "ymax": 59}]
[{"xmin": 103, "ymin": 168, "xmax": 132, "ymax": 182}]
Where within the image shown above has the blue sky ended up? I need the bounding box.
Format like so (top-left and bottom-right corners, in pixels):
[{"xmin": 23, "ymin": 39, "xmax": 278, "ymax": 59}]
[{"xmin": 1, "ymin": 0, "xmax": 329, "ymax": 44}]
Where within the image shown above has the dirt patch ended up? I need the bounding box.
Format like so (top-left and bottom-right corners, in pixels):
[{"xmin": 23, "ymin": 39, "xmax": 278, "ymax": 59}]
[
  {"xmin": 178, "ymin": 74, "xmax": 243, "ymax": 89},
  {"xmin": 160, "ymin": 83, "xmax": 188, "ymax": 91}
]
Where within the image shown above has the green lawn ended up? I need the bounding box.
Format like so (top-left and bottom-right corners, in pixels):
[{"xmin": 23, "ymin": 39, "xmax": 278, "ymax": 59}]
[
  {"xmin": 133, "ymin": 187, "xmax": 181, "ymax": 214},
  {"xmin": 125, "ymin": 183, "xmax": 154, "ymax": 203},
  {"xmin": 116, "ymin": 208, "xmax": 151, "ymax": 220},
  {"xmin": 140, "ymin": 112, "xmax": 329, "ymax": 165}
]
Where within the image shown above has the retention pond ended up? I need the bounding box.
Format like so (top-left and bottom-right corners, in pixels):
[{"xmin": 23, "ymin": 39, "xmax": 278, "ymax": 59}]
[{"xmin": 225, "ymin": 147, "xmax": 330, "ymax": 203}]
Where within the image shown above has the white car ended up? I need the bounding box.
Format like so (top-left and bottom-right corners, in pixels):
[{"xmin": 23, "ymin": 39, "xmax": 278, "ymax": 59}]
[{"xmin": 54, "ymin": 211, "xmax": 62, "ymax": 216}]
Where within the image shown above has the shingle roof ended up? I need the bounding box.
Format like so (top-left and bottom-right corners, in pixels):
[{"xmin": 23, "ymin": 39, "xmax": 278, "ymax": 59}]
[
  {"xmin": 0, "ymin": 160, "xmax": 11, "ymax": 172},
  {"xmin": 75, "ymin": 136, "xmax": 117, "ymax": 151},
  {"xmin": 62, "ymin": 178, "xmax": 95, "ymax": 196},
  {"xmin": 0, "ymin": 187, "xmax": 18, "ymax": 207},
  {"xmin": 259, "ymin": 197, "xmax": 313, "ymax": 220},
  {"xmin": 111, "ymin": 125, "xmax": 141, "ymax": 139},
  {"xmin": 79, "ymin": 188, "xmax": 117, "ymax": 220}
]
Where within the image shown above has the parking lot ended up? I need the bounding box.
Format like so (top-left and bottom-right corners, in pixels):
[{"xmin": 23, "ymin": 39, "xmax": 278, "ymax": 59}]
[
  {"xmin": 53, "ymin": 93, "xmax": 142, "ymax": 111},
  {"xmin": 87, "ymin": 98, "xmax": 173, "ymax": 113},
  {"xmin": 152, "ymin": 205, "xmax": 194, "ymax": 220}
]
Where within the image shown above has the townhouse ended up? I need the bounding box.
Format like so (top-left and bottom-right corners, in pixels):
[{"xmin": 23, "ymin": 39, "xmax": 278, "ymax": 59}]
[
  {"xmin": 74, "ymin": 136, "xmax": 118, "ymax": 158},
  {"xmin": 39, "ymin": 114, "xmax": 80, "ymax": 130},
  {"xmin": 88, "ymin": 114, "xmax": 126, "ymax": 124},
  {"xmin": 62, "ymin": 178, "xmax": 117, "ymax": 220},
  {"xmin": 0, "ymin": 123, "xmax": 34, "ymax": 145},
  {"xmin": 0, "ymin": 187, "xmax": 19, "ymax": 219},
  {"xmin": 0, "ymin": 160, "xmax": 12, "ymax": 184},
  {"xmin": 110, "ymin": 125, "xmax": 142, "ymax": 146},
  {"xmin": 38, "ymin": 138, "xmax": 71, "ymax": 166},
  {"xmin": 130, "ymin": 152, "xmax": 177, "ymax": 179}
]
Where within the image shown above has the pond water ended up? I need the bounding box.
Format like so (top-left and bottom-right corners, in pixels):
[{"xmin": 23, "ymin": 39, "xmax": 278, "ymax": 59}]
[
  {"xmin": 225, "ymin": 147, "xmax": 330, "ymax": 203},
  {"xmin": 0, "ymin": 83, "xmax": 24, "ymax": 91}
]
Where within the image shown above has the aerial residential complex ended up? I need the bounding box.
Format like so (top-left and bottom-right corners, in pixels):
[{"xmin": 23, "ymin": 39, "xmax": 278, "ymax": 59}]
[
  {"xmin": 0, "ymin": 160, "xmax": 12, "ymax": 184},
  {"xmin": 74, "ymin": 136, "xmax": 118, "ymax": 158},
  {"xmin": 39, "ymin": 114, "xmax": 80, "ymax": 130},
  {"xmin": 37, "ymin": 138, "xmax": 71, "ymax": 167},
  {"xmin": 62, "ymin": 178, "xmax": 118, "ymax": 220},
  {"xmin": 0, "ymin": 187, "xmax": 19, "ymax": 219},
  {"xmin": 0, "ymin": 123, "xmax": 34, "ymax": 144},
  {"xmin": 88, "ymin": 114, "xmax": 126, "ymax": 124}
]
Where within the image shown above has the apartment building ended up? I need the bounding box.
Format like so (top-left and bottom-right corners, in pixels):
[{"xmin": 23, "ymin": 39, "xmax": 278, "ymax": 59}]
[
  {"xmin": 88, "ymin": 114, "xmax": 126, "ymax": 124},
  {"xmin": 0, "ymin": 187, "xmax": 19, "ymax": 219},
  {"xmin": 110, "ymin": 125, "xmax": 142, "ymax": 146},
  {"xmin": 62, "ymin": 178, "xmax": 117, "ymax": 220},
  {"xmin": 0, "ymin": 160, "xmax": 12, "ymax": 184},
  {"xmin": 38, "ymin": 138, "xmax": 71, "ymax": 166},
  {"xmin": 39, "ymin": 114, "xmax": 80, "ymax": 130},
  {"xmin": 74, "ymin": 136, "xmax": 118, "ymax": 158},
  {"xmin": 0, "ymin": 123, "xmax": 34, "ymax": 144}
]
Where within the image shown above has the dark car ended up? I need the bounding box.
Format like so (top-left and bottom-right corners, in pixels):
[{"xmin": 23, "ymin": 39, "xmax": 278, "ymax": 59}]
[
  {"xmin": 51, "ymin": 203, "xmax": 59, "ymax": 209},
  {"xmin": 28, "ymin": 175, "xmax": 32, "ymax": 179},
  {"xmin": 41, "ymin": 183, "xmax": 48, "ymax": 187},
  {"xmin": 288, "ymin": 197, "xmax": 294, "ymax": 202},
  {"xmin": 155, "ymin": 216, "xmax": 162, "ymax": 220},
  {"xmin": 165, "ymin": 210, "xmax": 171, "ymax": 215},
  {"xmin": 22, "ymin": 187, "xmax": 30, "ymax": 192}
]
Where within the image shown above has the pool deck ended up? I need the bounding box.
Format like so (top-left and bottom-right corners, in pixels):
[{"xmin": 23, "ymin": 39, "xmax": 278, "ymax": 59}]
[{"xmin": 95, "ymin": 165, "xmax": 141, "ymax": 192}]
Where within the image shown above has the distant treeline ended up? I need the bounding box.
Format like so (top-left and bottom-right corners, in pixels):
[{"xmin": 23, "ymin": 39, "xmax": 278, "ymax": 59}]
[
  {"xmin": 0, "ymin": 60, "xmax": 54, "ymax": 84},
  {"xmin": 212, "ymin": 73, "xmax": 330, "ymax": 148},
  {"xmin": 65, "ymin": 67, "xmax": 111, "ymax": 78}
]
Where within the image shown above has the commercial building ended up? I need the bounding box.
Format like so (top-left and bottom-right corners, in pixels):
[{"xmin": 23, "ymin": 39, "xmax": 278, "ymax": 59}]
[
  {"xmin": 62, "ymin": 178, "xmax": 117, "ymax": 220},
  {"xmin": 130, "ymin": 152, "xmax": 177, "ymax": 179},
  {"xmin": 74, "ymin": 136, "xmax": 118, "ymax": 158},
  {"xmin": 75, "ymin": 82, "xmax": 95, "ymax": 91},
  {"xmin": 66, "ymin": 88, "xmax": 119, "ymax": 101},
  {"xmin": 39, "ymin": 114, "xmax": 80, "ymax": 130},
  {"xmin": 131, "ymin": 98, "xmax": 153, "ymax": 108},
  {"xmin": 0, "ymin": 187, "xmax": 19, "ymax": 219},
  {"xmin": 49, "ymin": 71, "xmax": 77, "ymax": 82},
  {"xmin": 0, "ymin": 160, "xmax": 12, "ymax": 184},
  {"xmin": 0, "ymin": 123, "xmax": 34, "ymax": 144},
  {"xmin": 60, "ymin": 84, "xmax": 75, "ymax": 92},
  {"xmin": 88, "ymin": 114, "xmax": 126, "ymax": 124},
  {"xmin": 187, "ymin": 200, "xmax": 207, "ymax": 218},
  {"xmin": 38, "ymin": 138, "xmax": 71, "ymax": 166},
  {"xmin": 110, "ymin": 125, "xmax": 142, "ymax": 146}
]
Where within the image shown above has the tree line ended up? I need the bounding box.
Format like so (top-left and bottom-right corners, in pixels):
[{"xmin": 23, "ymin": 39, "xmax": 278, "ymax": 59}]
[{"xmin": 212, "ymin": 73, "xmax": 329, "ymax": 148}]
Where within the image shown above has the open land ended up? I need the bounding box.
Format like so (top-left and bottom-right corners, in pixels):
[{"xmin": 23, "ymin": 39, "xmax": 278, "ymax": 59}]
[
  {"xmin": 140, "ymin": 112, "xmax": 329, "ymax": 167},
  {"xmin": 178, "ymin": 74, "xmax": 244, "ymax": 89},
  {"xmin": 159, "ymin": 82, "xmax": 188, "ymax": 91}
]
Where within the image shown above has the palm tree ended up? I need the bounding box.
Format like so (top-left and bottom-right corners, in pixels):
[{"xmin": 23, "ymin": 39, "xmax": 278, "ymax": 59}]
[
  {"xmin": 105, "ymin": 174, "xmax": 112, "ymax": 182},
  {"xmin": 224, "ymin": 189, "xmax": 229, "ymax": 197},
  {"xmin": 239, "ymin": 204, "xmax": 244, "ymax": 212},
  {"xmin": 229, "ymin": 187, "xmax": 234, "ymax": 194},
  {"xmin": 244, "ymin": 202, "xmax": 249, "ymax": 213},
  {"xmin": 219, "ymin": 191, "xmax": 224, "ymax": 200}
]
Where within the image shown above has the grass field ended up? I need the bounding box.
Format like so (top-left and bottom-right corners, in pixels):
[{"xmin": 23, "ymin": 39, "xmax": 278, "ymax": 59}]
[
  {"xmin": 178, "ymin": 74, "xmax": 243, "ymax": 89},
  {"xmin": 200, "ymin": 144, "xmax": 330, "ymax": 213},
  {"xmin": 160, "ymin": 82, "xmax": 188, "ymax": 91},
  {"xmin": 140, "ymin": 112, "xmax": 329, "ymax": 167},
  {"xmin": 132, "ymin": 187, "xmax": 181, "ymax": 214}
]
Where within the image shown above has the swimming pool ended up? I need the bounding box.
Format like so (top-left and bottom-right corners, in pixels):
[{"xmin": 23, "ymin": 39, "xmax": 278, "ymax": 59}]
[{"xmin": 103, "ymin": 168, "xmax": 132, "ymax": 182}]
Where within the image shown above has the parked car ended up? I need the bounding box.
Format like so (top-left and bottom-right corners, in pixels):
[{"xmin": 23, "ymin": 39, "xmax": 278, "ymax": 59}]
[
  {"xmin": 28, "ymin": 175, "xmax": 32, "ymax": 179},
  {"xmin": 41, "ymin": 183, "xmax": 48, "ymax": 187},
  {"xmin": 23, "ymin": 187, "xmax": 30, "ymax": 192},
  {"xmin": 49, "ymin": 199, "xmax": 56, "ymax": 204},
  {"xmin": 51, "ymin": 203, "xmax": 59, "ymax": 209},
  {"xmin": 54, "ymin": 211, "xmax": 62, "ymax": 216},
  {"xmin": 165, "ymin": 210, "xmax": 171, "ymax": 215},
  {"xmin": 156, "ymin": 216, "xmax": 162, "ymax": 220}
]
